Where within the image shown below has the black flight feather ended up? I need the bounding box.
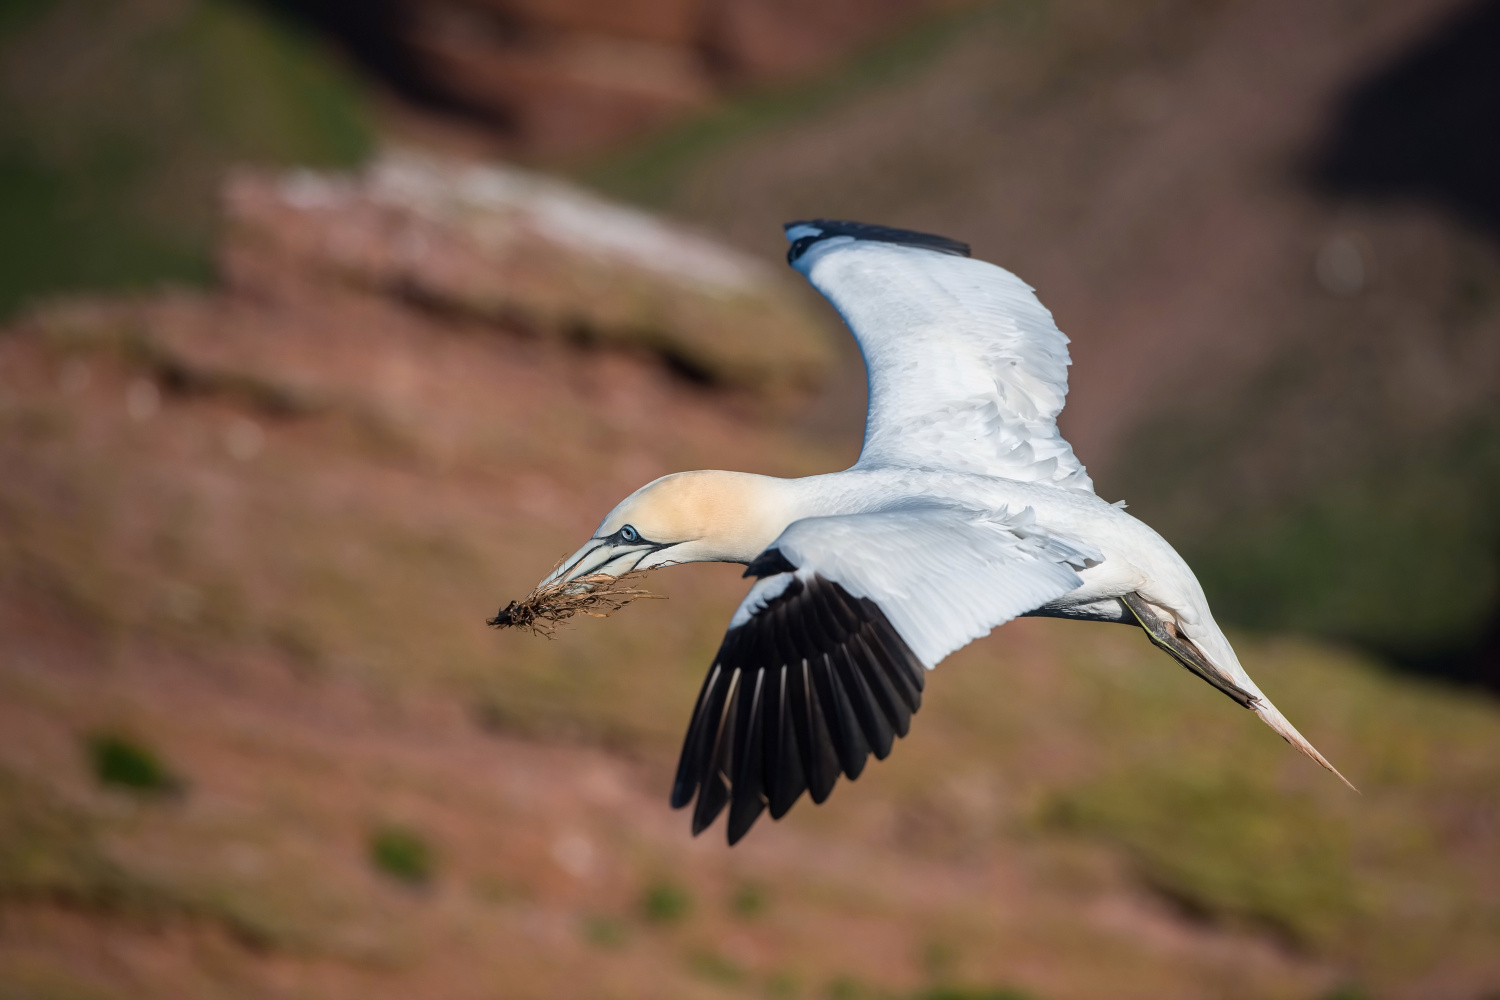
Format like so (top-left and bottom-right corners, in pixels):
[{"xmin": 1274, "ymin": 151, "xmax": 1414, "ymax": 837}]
[
  {"xmin": 784, "ymin": 219, "xmax": 971, "ymax": 264},
  {"xmin": 671, "ymin": 570, "xmax": 926, "ymax": 844}
]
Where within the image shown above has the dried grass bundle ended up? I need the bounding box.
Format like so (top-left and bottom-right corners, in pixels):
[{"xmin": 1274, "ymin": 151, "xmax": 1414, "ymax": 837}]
[{"xmin": 486, "ymin": 567, "xmax": 663, "ymax": 638}]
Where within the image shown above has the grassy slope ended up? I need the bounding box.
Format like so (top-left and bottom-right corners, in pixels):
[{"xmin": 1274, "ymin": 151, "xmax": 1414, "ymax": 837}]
[{"xmin": 0, "ymin": 287, "xmax": 1497, "ymax": 999}]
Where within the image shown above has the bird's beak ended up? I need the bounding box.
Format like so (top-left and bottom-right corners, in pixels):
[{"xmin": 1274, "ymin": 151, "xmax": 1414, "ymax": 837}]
[{"xmin": 541, "ymin": 537, "xmax": 664, "ymax": 588}]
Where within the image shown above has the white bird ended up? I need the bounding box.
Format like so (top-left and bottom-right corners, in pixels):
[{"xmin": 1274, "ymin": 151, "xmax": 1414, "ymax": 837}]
[{"xmin": 531, "ymin": 219, "xmax": 1352, "ymax": 844}]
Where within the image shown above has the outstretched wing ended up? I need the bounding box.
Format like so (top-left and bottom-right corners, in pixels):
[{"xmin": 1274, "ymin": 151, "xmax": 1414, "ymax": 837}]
[
  {"xmin": 670, "ymin": 504, "xmax": 1099, "ymax": 843},
  {"xmin": 786, "ymin": 220, "xmax": 1093, "ymax": 492}
]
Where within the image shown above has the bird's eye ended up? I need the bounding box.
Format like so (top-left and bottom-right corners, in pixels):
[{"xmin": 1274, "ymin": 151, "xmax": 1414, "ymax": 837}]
[{"xmin": 619, "ymin": 524, "xmax": 639, "ymax": 543}]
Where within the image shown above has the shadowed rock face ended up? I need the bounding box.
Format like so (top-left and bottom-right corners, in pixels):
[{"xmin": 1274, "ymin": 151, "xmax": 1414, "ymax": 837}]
[
  {"xmin": 1313, "ymin": 0, "xmax": 1500, "ymax": 240},
  {"xmin": 255, "ymin": 0, "xmax": 955, "ymax": 155}
]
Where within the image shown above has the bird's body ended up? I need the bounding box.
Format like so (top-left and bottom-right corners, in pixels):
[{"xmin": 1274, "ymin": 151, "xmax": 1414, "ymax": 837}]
[
  {"xmin": 660, "ymin": 465, "xmax": 1158, "ymax": 621},
  {"xmin": 520, "ymin": 219, "xmax": 1350, "ymax": 844}
]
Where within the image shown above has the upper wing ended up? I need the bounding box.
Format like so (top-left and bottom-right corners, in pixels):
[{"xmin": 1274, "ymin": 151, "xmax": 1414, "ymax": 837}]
[
  {"xmin": 786, "ymin": 220, "xmax": 1093, "ymax": 492},
  {"xmin": 670, "ymin": 504, "xmax": 1099, "ymax": 843}
]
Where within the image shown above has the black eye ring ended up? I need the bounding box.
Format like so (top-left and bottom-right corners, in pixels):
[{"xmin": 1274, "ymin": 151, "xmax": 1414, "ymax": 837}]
[{"xmin": 619, "ymin": 525, "xmax": 639, "ymax": 543}]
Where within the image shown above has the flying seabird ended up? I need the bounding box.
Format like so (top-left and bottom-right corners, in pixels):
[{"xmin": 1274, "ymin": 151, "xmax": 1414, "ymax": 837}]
[{"xmin": 525, "ymin": 219, "xmax": 1352, "ymax": 844}]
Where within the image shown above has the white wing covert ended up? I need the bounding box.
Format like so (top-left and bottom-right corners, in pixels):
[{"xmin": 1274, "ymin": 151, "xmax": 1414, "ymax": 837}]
[
  {"xmin": 670, "ymin": 503, "xmax": 1099, "ymax": 842},
  {"xmin": 786, "ymin": 220, "xmax": 1093, "ymax": 491}
]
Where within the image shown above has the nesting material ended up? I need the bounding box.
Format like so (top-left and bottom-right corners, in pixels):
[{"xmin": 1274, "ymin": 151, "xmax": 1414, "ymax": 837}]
[{"xmin": 487, "ymin": 569, "xmax": 662, "ymax": 638}]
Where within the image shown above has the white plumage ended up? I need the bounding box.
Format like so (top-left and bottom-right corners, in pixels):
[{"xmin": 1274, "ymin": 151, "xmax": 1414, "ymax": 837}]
[
  {"xmin": 789, "ymin": 228, "xmax": 1092, "ymax": 490},
  {"xmin": 745, "ymin": 503, "xmax": 1098, "ymax": 668},
  {"xmin": 536, "ymin": 219, "xmax": 1350, "ymax": 844}
]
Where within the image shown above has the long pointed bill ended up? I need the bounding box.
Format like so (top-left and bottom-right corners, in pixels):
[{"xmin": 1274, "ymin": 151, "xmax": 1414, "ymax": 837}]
[{"xmin": 542, "ymin": 538, "xmax": 662, "ymax": 588}]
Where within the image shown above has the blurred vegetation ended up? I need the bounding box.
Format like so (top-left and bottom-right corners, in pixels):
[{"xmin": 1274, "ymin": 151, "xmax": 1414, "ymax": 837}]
[
  {"xmin": 0, "ymin": 765, "xmax": 142, "ymax": 907},
  {"xmin": 581, "ymin": 913, "xmax": 630, "ymax": 948},
  {"xmin": 685, "ymin": 947, "xmax": 743, "ymax": 985},
  {"xmin": 0, "ymin": 765, "xmax": 299, "ymax": 949},
  {"xmin": 730, "ymin": 880, "xmax": 768, "ymax": 918},
  {"xmin": 819, "ymin": 979, "xmax": 1038, "ymax": 1000},
  {"xmin": 0, "ymin": 0, "xmax": 373, "ymax": 318},
  {"xmin": 86, "ymin": 731, "xmax": 182, "ymax": 794},
  {"xmin": 914, "ymin": 989, "xmax": 1037, "ymax": 1000},
  {"xmin": 1132, "ymin": 415, "xmax": 1500, "ymax": 667},
  {"xmin": 1114, "ymin": 225, "xmax": 1500, "ymax": 678},
  {"xmin": 1320, "ymin": 986, "xmax": 1372, "ymax": 1000},
  {"xmin": 640, "ymin": 879, "xmax": 692, "ymax": 924},
  {"xmin": 1043, "ymin": 770, "xmax": 1359, "ymax": 948},
  {"xmin": 369, "ymin": 824, "xmax": 435, "ymax": 885}
]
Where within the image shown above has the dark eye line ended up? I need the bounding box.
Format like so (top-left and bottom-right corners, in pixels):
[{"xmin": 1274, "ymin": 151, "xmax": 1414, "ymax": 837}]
[{"xmin": 594, "ymin": 524, "xmax": 670, "ymax": 548}]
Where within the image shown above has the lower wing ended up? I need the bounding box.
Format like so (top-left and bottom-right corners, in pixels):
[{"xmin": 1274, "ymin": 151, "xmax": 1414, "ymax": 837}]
[{"xmin": 670, "ymin": 503, "xmax": 1100, "ymax": 843}]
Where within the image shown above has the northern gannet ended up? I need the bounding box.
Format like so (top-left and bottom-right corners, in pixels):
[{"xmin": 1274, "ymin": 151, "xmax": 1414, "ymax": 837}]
[{"xmin": 528, "ymin": 219, "xmax": 1351, "ymax": 844}]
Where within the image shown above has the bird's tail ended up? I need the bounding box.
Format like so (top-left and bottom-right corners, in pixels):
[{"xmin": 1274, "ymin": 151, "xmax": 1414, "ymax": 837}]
[{"xmin": 1128, "ymin": 592, "xmax": 1356, "ymax": 791}]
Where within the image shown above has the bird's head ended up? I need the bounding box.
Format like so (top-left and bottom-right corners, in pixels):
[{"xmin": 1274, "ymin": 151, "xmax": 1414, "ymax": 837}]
[{"xmin": 541, "ymin": 471, "xmax": 790, "ymax": 587}]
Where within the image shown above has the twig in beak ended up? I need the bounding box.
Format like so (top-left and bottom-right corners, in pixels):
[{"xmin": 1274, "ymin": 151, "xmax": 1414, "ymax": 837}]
[{"xmin": 487, "ymin": 567, "xmax": 663, "ymax": 638}]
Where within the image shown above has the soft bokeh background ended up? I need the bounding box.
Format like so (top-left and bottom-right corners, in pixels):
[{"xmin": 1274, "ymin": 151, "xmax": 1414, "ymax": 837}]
[{"xmin": 2, "ymin": 1, "xmax": 1499, "ymax": 998}]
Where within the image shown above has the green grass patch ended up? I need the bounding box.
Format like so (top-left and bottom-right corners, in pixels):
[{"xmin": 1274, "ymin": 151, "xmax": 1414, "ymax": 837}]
[
  {"xmin": 641, "ymin": 879, "xmax": 692, "ymax": 923},
  {"xmin": 580, "ymin": 914, "xmax": 629, "ymax": 949},
  {"xmin": 470, "ymin": 873, "xmax": 528, "ymax": 905},
  {"xmin": 826, "ymin": 976, "xmax": 879, "ymax": 1000},
  {"xmin": 686, "ymin": 948, "xmax": 743, "ymax": 985},
  {"xmin": 730, "ymin": 881, "xmax": 768, "ymax": 918},
  {"xmin": 764, "ymin": 971, "xmax": 801, "ymax": 998},
  {"xmin": 86, "ymin": 732, "xmax": 182, "ymax": 795},
  {"xmin": 369, "ymin": 824, "xmax": 435, "ymax": 885},
  {"xmin": 1320, "ymin": 986, "xmax": 1371, "ymax": 1000},
  {"xmin": 0, "ymin": 0, "xmax": 53, "ymax": 38},
  {"xmin": 920, "ymin": 940, "xmax": 959, "ymax": 979}
]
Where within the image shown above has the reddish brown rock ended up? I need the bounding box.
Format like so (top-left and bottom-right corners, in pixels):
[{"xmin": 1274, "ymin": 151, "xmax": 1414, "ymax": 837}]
[
  {"xmin": 220, "ymin": 151, "xmax": 835, "ymax": 395},
  {"xmin": 704, "ymin": 0, "xmax": 949, "ymax": 81},
  {"xmin": 384, "ymin": 0, "xmax": 952, "ymax": 155}
]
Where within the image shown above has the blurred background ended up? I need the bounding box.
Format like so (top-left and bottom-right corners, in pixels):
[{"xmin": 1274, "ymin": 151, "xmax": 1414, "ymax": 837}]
[{"xmin": 2, "ymin": 0, "xmax": 1498, "ymax": 997}]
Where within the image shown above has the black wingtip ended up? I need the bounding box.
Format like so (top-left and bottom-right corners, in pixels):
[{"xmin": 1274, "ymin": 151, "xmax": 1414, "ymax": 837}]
[
  {"xmin": 670, "ymin": 573, "xmax": 927, "ymax": 845},
  {"xmin": 726, "ymin": 797, "xmax": 765, "ymax": 845},
  {"xmin": 784, "ymin": 219, "xmax": 971, "ymax": 264}
]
